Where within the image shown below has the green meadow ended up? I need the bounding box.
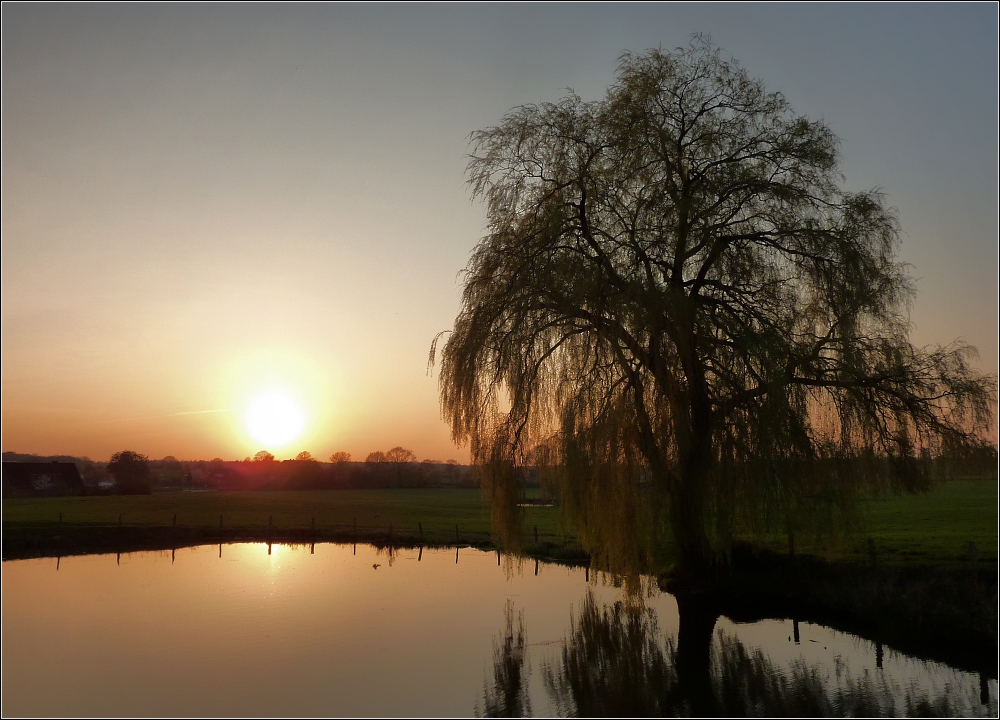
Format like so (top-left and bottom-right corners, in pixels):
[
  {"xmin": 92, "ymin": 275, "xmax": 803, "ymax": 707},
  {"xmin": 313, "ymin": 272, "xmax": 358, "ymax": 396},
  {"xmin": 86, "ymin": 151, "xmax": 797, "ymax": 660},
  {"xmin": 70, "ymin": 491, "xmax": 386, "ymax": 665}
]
[
  {"xmin": 746, "ymin": 475, "xmax": 998, "ymax": 567},
  {"xmin": 2, "ymin": 488, "xmax": 563, "ymax": 548},
  {"xmin": 3, "ymin": 478, "xmax": 996, "ymax": 567}
]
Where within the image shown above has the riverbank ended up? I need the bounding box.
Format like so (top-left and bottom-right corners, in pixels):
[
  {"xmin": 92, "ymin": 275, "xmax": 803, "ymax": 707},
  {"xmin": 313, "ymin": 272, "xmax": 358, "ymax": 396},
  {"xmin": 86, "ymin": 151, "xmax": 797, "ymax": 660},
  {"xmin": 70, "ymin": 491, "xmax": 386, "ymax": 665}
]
[
  {"xmin": 1, "ymin": 488, "xmax": 584, "ymax": 562},
  {"xmin": 4, "ymin": 479, "xmax": 995, "ymax": 564},
  {"xmin": 694, "ymin": 545, "xmax": 998, "ymax": 680},
  {"xmin": 4, "ymin": 483, "xmax": 996, "ymax": 677}
]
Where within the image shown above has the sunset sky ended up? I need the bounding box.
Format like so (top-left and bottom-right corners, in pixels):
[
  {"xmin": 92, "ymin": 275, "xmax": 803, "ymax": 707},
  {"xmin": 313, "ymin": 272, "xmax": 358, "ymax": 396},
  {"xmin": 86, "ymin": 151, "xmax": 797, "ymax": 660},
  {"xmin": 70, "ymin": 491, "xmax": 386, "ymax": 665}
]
[{"xmin": 3, "ymin": 4, "xmax": 997, "ymax": 462}]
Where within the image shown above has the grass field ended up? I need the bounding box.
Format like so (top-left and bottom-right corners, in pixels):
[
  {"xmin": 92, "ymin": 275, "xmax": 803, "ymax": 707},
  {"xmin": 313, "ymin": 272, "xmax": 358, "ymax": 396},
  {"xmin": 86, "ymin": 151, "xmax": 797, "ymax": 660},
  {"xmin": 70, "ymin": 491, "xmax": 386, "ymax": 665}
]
[
  {"xmin": 3, "ymin": 478, "xmax": 996, "ymax": 566},
  {"xmin": 752, "ymin": 476, "xmax": 998, "ymax": 567},
  {"xmin": 1, "ymin": 488, "xmax": 564, "ymax": 546},
  {"xmin": 850, "ymin": 476, "xmax": 997, "ymax": 565}
]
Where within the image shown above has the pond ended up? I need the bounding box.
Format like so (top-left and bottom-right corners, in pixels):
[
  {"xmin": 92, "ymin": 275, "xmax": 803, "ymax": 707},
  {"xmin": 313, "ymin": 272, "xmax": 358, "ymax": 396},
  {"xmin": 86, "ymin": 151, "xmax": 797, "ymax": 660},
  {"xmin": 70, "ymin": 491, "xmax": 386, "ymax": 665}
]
[{"xmin": 2, "ymin": 543, "xmax": 995, "ymax": 717}]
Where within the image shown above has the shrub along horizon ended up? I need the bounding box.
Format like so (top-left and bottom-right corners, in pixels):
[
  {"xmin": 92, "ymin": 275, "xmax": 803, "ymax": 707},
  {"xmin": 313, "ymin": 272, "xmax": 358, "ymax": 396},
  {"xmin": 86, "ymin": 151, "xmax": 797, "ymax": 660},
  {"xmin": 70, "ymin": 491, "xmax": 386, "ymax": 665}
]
[{"xmin": 106, "ymin": 451, "xmax": 152, "ymax": 495}]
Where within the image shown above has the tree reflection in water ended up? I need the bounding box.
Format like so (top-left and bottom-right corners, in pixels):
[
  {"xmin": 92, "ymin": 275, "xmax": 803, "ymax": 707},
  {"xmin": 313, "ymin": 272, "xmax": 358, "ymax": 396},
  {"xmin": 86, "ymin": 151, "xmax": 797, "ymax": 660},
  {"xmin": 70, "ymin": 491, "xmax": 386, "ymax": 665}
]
[
  {"xmin": 543, "ymin": 593, "xmax": 680, "ymax": 717},
  {"xmin": 480, "ymin": 601, "xmax": 531, "ymax": 718},
  {"xmin": 481, "ymin": 591, "xmax": 990, "ymax": 717}
]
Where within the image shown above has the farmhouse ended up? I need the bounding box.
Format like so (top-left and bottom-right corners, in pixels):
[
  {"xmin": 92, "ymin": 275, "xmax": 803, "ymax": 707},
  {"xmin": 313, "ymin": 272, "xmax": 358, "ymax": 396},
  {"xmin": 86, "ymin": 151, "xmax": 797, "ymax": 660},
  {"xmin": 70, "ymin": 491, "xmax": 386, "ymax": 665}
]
[{"xmin": 2, "ymin": 461, "xmax": 84, "ymax": 497}]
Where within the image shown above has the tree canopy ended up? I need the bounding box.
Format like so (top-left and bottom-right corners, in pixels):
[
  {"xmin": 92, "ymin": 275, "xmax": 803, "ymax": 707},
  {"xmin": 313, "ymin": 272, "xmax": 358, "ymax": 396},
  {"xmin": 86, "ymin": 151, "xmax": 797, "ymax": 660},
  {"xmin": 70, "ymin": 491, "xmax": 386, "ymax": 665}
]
[
  {"xmin": 107, "ymin": 450, "xmax": 152, "ymax": 495},
  {"xmin": 436, "ymin": 38, "xmax": 995, "ymax": 578},
  {"xmin": 385, "ymin": 447, "xmax": 417, "ymax": 464}
]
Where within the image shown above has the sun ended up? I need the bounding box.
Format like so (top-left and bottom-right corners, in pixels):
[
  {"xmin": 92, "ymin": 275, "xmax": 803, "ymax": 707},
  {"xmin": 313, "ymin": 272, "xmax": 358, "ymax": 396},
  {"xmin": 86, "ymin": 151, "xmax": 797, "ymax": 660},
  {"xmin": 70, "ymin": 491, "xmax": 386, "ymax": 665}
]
[{"xmin": 245, "ymin": 389, "xmax": 306, "ymax": 448}]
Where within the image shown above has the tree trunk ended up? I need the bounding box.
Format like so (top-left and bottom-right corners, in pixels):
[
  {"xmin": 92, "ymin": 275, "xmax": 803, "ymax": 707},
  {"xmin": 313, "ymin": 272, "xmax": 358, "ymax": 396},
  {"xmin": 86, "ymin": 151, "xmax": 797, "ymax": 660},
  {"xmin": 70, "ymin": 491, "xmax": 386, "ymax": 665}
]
[
  {"xmin": 666, "ymin": 298, "xmax": 716, "ymax": 584},
  {"xmin": 671, "ymin": 389, "xmax": 714, "ymax": 584}
]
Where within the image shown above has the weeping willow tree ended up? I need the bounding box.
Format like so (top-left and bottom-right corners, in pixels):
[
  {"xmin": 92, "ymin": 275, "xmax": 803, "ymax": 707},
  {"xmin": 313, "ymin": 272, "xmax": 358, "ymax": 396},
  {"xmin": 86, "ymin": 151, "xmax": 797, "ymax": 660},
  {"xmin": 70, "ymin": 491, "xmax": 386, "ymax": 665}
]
[{"xmin": 435, "ymin": 37, "xmax": 995, "ymax": 580}]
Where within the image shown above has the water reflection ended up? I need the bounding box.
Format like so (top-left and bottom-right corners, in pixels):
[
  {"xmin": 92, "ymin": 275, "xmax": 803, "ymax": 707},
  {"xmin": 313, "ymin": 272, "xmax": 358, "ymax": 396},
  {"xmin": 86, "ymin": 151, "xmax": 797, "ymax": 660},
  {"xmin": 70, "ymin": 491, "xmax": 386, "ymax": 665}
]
[
  {"xmin": 544, "ymin": 593, "xmax": 679, "ymax": 717},
  {"xmin": 533, "ymin": 591, "xmax": 995, "ymax": 717},
  {"xmin": 480, "ymin": 602, "xmax": 531, "ymax": 718},
  {"xmin": 2, "ymin": 545, "xmax": 993, "ymax": 717}
]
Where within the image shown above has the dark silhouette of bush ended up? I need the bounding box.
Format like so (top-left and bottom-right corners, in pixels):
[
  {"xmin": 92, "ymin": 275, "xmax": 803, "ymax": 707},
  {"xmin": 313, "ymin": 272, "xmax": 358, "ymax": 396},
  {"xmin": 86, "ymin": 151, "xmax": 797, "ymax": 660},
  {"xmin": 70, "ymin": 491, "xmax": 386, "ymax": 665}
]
[{"xmin": 107, "ymin": 450, "xmax": 152, "ymax": 495}]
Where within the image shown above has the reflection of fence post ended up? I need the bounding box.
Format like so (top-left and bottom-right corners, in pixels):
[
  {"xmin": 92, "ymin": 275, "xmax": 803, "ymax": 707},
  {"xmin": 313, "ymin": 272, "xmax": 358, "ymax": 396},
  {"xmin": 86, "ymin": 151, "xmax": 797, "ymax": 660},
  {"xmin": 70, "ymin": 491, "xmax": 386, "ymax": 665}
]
[
  {"xmin": 792, "ymin": 618, "xmax": 800, "ymax": 644},
  {"xmin": 981, "ymin": 671, "xmax": 990, "ymax": 706},
  {"xmin": 868, "ymin": 538, "xmax": 877, "ymax": 569},
  {"xmin": 875, "ymin": 641, "xmax": 884, "ymax": 669},
  {"xmin": 418, "ymin": 546, "xmax": 422, "ymax": 562},
  {"xmin": 585, "ymin": 565, "xmax": 589, "ymax": 582},
  {"xmin": 535, "ymin": 558, "xmax": 539, "ymax": 576}
]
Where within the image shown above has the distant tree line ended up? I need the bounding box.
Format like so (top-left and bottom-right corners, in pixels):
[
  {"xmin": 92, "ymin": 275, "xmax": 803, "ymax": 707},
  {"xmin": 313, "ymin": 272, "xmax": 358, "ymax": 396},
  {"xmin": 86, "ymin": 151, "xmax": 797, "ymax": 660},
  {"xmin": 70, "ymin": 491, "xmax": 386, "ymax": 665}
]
[
  {"xmin": 0, "ymin": 451, "xmax": 479, "ymax": 492},
  {"xmin": 3, "ymin": 445, "xmax": 991, "ymax": 495},
  {"xmin": 189, "ymin": 448, "xmax": 477, "ymax": 490}
]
